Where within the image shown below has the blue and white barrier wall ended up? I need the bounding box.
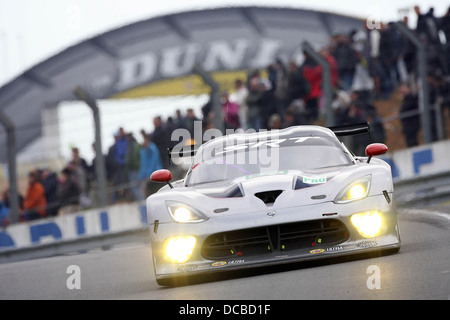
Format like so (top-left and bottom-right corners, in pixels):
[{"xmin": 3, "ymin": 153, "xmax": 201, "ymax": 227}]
[
  {"xmin": 382, "ymin": 140, "xmax": 450, "ymax": 181},
  {"xmin": 0, "ymin": 202, "xmax": 147, "ymax": 250}
]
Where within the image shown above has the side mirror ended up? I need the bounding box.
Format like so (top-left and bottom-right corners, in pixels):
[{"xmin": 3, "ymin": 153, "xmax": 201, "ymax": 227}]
[
  {"xmin": 150, "ymin": 169, "xmax": 173, "ymax": 188},
  {"xmin": 365, "ymin": 143, "xmax": 388, "ymax": 163}
]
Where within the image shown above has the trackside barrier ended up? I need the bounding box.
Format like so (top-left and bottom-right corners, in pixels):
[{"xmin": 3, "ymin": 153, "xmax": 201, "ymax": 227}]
[
  {"xmin": 0, "ymin": 202, "xmax": 150, "ymax": 263},
  {"xmin": 0, "ymin": 226, "xmax": 150, "ymax": 264},
  {"xmin": 1, "ymin": 140, "xmax": 450, "ymax": 263},
  {"xmin": 381, "ymin": 139, "xmax": 450, "ymax": 181},
  {"xmin": 394, "ymin": 171, "xmax": 450, "ymax": 205},
  {"xmin": 381, "ymin": 140, "xmax": 450, "ymax": 205}
]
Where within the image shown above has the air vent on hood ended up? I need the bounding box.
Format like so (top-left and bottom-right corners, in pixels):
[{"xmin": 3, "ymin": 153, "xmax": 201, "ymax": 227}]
[
  {"xmin": 199, "ymin": 184, "xmax": 244, "ymax": 198},
  {"xmin": 254, "ymin": 190, "xmax": 283, "ymax": 206}
]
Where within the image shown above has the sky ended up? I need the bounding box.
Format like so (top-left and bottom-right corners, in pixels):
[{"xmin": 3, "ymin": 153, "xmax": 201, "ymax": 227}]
[{"xmin": 0, "ymin": 0, "xmax": 448, "ymax": 162}]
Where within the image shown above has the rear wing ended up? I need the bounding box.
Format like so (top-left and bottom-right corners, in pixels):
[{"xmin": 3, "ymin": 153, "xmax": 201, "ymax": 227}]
[
  {"xmin": 168, "ymin": 145, "xmax": 200, "ymax": 165},
  {"xmin": 329, "ymin": 122, "xmax": 371, "ymax": 138}
]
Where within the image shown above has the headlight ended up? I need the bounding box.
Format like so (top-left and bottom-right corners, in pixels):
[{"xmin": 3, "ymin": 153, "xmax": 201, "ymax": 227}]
[
  {"xmin": 334, "ymin": 175, "xmax": 371, "ymax": 203},
  {"xmin": 351, "ymin": 211, "xmax": 383, "ymax": 238},
  {"xmin": 166, "ymin": 201, "xmax": 208, "ymax": 223},
  {"xmin": 165, "ymin": 236, "xmax": 197, "ymax": 263}
]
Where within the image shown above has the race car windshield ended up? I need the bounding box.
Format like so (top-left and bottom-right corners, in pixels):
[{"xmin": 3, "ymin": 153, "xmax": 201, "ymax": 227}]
[{"xmin": 186, "ymin": 136, "xmax": 353, "ymax": 186}]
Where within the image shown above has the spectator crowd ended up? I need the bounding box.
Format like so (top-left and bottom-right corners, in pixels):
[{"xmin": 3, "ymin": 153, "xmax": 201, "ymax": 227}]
[{"xmin": 2, "ymin": 5, "xmax": 450, "ymax": 226}]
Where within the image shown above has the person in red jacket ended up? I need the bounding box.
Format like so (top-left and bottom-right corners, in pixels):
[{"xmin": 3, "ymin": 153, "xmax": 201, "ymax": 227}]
[
  {"xmin": 23, "ymin": 170, "xmax": 47, "ymax": 221},
  {"xmin": 301, "ymin": 51, "xmax": 323, "ymax": 123},
  {"xmin": 320, "ymin": 48, "xmax": 339, "ymax": 88}
]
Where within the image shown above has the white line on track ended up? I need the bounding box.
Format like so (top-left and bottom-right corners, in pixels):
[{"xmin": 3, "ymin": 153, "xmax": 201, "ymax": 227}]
[
  {"xmin": 398, "ymin": 207, "xmax": 450, "ymax": 231},
  {"xmin": 399, "ymin": 208, "xmax": 450, "ymax": 221}
]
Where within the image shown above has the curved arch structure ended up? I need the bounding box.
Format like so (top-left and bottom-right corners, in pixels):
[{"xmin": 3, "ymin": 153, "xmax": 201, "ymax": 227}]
[{"xmin": 0, "ymin": 6, "xmax": 363, "ymax": 162}]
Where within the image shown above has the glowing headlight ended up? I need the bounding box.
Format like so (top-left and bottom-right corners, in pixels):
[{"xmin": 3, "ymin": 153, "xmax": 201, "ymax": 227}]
[
  {"xmin": 165, "ymin": 236, "xmax": 197, "ymax": 263},
  {"xmin": 351, "ymin": 211, "xmax": 383, "ymax": 238},
  {"xmin": 166, "ymin": 201, "xmax": 208, "ymax": 223},
  {"xmin": 334, "ymin": 175, "xmax": 371, "ymax": 203}
]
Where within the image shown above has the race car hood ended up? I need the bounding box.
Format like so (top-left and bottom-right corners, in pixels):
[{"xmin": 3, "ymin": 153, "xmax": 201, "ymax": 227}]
[
  {"xmin": 190, "ymin": 167, "xmax": 347, "ymax": 217},
  {"xmin": 195, "ymin": 167, "xmax": 343, "ymax": 195}
]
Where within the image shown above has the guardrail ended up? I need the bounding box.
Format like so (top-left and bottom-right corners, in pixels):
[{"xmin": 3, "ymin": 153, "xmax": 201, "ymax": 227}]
[
  {"xmin": 0, "ymin": 226, "xmax": 150, "ymax": 264},
  {"xmin": 394, "ymin": 171, "xmax": 450, "ymax": 206},
  {"xmin": 0, "ymin": 202, "xmax": 150, "ymax": 264}
]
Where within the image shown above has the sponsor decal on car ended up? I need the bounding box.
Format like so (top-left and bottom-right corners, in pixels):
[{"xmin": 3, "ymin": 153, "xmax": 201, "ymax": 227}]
[
  {"xmin": 212, "ymin": 261, "xmax": 227, "ymax": 267},
  {"xmin": 326, "ymin": 246, "xmax": 344, "ymax": 252},
  {"xmin": 356, "ymin": 240, "xmax": 378, "ymax": 248},
  {"xmin": 303, "ymin": 176, "xmax": 327, "ymax": 184},
  {"xmin": 310, "ymin": 249, "xmax": 325, "ymax": 254},
  {"xmin": 177, "ymin": 264, "xmax": 199, "ymax": 272}
]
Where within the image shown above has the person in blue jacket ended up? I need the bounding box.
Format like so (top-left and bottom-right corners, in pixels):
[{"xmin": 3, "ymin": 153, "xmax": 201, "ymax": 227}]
[
  {"xmin": 0, "ymin": 194, "xmax": 10, "ymax": 227},
  {"xmin": 139, "ymin": 134, "xmax": 162, "ymax": 197},
  {"xmin": 1, "ymin": 189, "xmax": 18, "ymax": 227}
]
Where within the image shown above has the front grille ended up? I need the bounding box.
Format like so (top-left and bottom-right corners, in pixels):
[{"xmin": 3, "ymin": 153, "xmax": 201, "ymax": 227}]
[{"xmin": 201, "ymin": 219, "xmax": 349, "ymax": 260}]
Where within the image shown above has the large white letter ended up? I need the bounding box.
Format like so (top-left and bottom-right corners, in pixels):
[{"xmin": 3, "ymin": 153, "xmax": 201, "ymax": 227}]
[
  {"xmin": 161, "ymin": 44, "xmax": 199, "ymax": 77},
  {"xmin": 249, "ymin": 39, "xmax": 282, "ymax": 68},
  {"xmin": 203, "ymin": 39, "xmax": 249, "ymax": 71},
  {"xmin": 116, "ymin": 52, "xmax": 158, "ymax": 90}
]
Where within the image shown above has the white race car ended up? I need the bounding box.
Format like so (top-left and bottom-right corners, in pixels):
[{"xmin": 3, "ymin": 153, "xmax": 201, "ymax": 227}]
[{"xmin": 147, "ymin": 124, "xmax": 401, "ymax": 286}]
